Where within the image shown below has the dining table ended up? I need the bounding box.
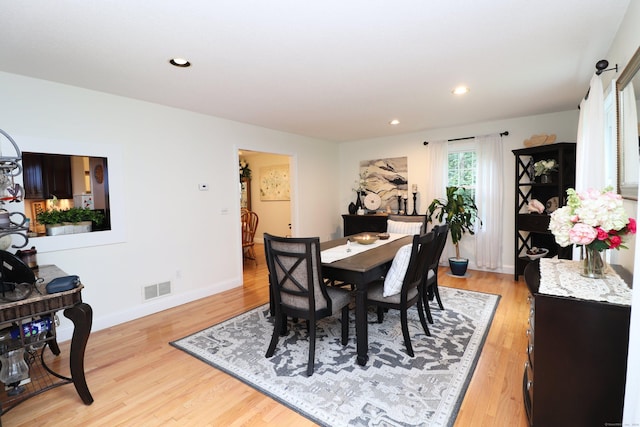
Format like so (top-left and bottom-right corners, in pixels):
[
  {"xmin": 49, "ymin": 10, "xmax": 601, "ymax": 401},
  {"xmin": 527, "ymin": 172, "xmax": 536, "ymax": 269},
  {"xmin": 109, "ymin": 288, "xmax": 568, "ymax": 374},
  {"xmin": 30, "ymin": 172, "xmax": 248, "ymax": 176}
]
[{"xmin": 320, "ymin": 233, "xmax": 413, "ymax": 366}]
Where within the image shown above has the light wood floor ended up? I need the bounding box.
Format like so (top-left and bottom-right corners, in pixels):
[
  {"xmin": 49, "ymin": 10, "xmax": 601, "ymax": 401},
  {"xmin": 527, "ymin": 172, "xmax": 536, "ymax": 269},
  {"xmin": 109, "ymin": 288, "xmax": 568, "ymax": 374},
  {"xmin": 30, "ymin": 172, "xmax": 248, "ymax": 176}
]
[{"xmin": 3, "ymin": 245, "xmax": 530, "ymax": 426}]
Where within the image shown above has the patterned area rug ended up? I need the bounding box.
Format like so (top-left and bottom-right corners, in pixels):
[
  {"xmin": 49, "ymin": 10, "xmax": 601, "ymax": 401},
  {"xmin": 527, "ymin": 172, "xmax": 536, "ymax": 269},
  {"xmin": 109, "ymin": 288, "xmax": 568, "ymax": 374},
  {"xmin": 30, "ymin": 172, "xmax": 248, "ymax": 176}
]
[{"xmin": 170, "ymin": 287, "xmax": 499, "ymax": 427}]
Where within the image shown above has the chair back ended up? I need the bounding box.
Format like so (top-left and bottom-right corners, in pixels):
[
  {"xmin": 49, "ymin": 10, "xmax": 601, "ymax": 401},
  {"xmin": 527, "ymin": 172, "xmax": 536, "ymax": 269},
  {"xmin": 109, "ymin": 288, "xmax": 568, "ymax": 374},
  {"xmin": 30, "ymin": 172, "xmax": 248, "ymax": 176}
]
[
  {"xmin": 387, "ymin": 214, "xmax": 427, "ymax": 234},
  {"xmin": 401, "ymin": 232, "xmax": 436, "ymax": 295},
  {"xmin": 241, "ymin": 210, "xmax": 259, "ymax": 247},
  {"xmin": 263, "ymin": 233, "xmax": 333, "ymax": 318},
  {"xmin": 430, "ymin": 224, "xmax": 449, "ymax": 269}
]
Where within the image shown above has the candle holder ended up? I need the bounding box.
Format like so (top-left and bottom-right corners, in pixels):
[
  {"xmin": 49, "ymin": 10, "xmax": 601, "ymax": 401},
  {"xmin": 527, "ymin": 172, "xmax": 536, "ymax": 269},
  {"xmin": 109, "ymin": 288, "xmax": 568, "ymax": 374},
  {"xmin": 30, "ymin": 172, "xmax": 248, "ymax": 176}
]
[
  {"xmin": 412, "ymin": 192, "xmax": 418, "ymax": 215},
  {"xmin": 403, "ymin": 198, "xmax": 409, "ymax": 215},
  {"xmin": 396, "ymin": 195, "xmax": 402, "ymax": 214}
]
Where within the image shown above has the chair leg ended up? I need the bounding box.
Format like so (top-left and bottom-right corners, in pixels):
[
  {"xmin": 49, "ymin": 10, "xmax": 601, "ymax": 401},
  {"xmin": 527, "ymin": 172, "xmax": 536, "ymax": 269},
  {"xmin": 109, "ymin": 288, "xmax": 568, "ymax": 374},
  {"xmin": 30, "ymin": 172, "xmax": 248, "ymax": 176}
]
[
  {"xmin": 422, "ymin": 284, "xmax": 434, "ymax": 324},
  {"xmin": 341, "ymin": 305, "xmax": 349, "ymax": 345},
  {"xmin": 266, "ymin": 313, "xmax": 282, "ymax": 357},
  {"xmin": 400, "ymin": 308, "xmax": 414, "ymax": 357},
  {"xmin": 417, "ymin": 298, "xmax": 431, "ymax": 337},
  {"xmin": 307, "ymin": 323, "xmax": 316, "ymax": 376},
  {"xmin": 376, "ymin": 306, "xmax": 384, "ymax": 323},
  {"xmin": 433, "ymin": 284, "xmax": 444, "ymax": 310}
]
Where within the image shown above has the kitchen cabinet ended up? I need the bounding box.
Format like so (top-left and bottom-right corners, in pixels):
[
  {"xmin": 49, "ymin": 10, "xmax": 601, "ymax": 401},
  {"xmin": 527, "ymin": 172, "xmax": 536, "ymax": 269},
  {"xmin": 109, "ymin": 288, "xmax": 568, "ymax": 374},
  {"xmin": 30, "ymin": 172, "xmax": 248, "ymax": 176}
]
[
  {"xmin": 512, "ymin": 143, "xmax": 576, "ymax": 280},
  {"xmin": 22, "ymin": 153, "xmax": 73, "ymax": 200}
]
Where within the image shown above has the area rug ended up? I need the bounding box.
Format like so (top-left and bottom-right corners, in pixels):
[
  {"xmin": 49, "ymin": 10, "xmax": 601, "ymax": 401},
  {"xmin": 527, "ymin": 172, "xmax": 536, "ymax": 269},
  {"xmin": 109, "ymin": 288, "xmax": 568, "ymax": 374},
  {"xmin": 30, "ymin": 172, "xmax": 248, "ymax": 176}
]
[{"xmin": 170, "ymin": 287, "xmax": 499, "ymax": 427}]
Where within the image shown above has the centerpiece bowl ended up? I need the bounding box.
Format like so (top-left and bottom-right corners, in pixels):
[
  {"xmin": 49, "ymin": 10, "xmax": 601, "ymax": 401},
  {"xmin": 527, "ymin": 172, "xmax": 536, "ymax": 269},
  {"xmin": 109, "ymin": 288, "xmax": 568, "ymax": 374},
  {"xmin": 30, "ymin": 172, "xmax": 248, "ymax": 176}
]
[{"xmin": 352, "ymin": 233, "xmax": 379, "ymax": 245}]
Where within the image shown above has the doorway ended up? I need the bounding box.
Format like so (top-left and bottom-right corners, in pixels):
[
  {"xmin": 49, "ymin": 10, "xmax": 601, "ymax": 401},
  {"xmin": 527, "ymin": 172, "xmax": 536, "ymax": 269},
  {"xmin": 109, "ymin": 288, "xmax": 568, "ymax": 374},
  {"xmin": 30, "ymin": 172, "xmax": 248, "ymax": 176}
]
[{"xmin": 238, "ymin": 149, "xmax": 293, "ymax": 269}]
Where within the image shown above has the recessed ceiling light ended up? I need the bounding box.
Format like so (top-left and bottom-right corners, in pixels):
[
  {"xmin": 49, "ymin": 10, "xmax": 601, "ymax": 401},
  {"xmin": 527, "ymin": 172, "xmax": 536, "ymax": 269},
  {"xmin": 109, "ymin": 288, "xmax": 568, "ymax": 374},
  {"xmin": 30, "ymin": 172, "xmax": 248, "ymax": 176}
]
[
  {"xmin": 452, "ymin": 86, "xmax": 470, "ymax": 95},
  {"xmin": 169, "ymin": 58, "xmax": 191, "ymax": 68},
  {"xmin": 389, "ymin": 119, "xmax": 400, "ymax": 125}
]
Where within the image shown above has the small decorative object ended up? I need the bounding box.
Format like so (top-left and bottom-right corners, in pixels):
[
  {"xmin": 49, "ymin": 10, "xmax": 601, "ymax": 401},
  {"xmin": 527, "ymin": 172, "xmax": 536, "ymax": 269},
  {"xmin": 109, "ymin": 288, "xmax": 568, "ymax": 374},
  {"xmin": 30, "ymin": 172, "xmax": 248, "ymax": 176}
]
[
  {"xmin": 364, "ymin": 193, "xmax": 381, "ymax": 212},
  {"xmin": 533, "ymin": 159, "xmax": 558, "ymax": 183},
  {"xmin": 411, "ymin": 184, "xmax": 418, "ymax": 216},
  {"xmin": 348, "ymin": 202, "xmax": 357, "ymax": 214},
  {"xmin": 377, "ymin": 232, "xmax": 390, "ymax": 240},
  {"xmin": 523, "ymin": 133, "xmax": 557, "ymax": 147},
  {"xmin": 549, "ymin": 187, "xmax": 636, "ymax": 279},
  {"xmin": 525, "ymin": 247, "xmax": 549, "ymax": 260},
  {"xmin": 352, "ymin": 233, "xmax": 379, "ymax": 245},
  {"xmin": 527, "ymin": 199, "xmax": 545, "ymax": 214},
  {"xmin": 396, "ymin": 194, "xmax": 402, "ymax": 214},
  {"xmin": 545, "ymin": 196, "xmax": 559, "ymax": 213},
  {"xmin": 239, "ymin": 159, "xmax": 251, "ymax": 182}
]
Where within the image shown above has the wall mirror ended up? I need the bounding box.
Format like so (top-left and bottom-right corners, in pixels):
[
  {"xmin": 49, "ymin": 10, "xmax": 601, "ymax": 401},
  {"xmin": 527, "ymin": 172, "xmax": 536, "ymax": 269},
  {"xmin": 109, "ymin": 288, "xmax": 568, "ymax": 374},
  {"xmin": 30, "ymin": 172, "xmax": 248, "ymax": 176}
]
[{"xmin": 616, "ymin": 46, "xmax": 640, "ymax": 200}]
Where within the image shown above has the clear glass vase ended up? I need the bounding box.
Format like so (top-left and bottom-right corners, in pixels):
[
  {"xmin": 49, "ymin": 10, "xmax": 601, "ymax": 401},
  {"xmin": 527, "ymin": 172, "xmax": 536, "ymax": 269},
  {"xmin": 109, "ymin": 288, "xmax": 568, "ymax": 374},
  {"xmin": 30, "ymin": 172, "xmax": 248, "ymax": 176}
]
[
  {"xmin": 540, "ymin": 174, "xmax": 552, "ymax": 184},
  {"xmin": 582, "ymin": 246, "xmax": 606, "ymax": 279}
]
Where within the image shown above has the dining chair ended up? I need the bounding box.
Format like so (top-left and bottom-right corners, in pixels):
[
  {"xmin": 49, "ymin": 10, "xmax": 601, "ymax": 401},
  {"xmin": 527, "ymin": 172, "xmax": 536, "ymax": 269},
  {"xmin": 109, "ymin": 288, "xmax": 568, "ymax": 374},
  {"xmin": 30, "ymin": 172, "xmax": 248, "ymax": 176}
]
[
  {"xmin": 422, "ymin": 224, "xmax": 449, "ymax": 324},
  {"xmin": 241, "ymin": 210, "xmax": 259, "ymax": 265},
  {"xmin": 366, "ymin": 231, "xmax": 435, "ymax": 357},
  {"xmin": 263, "ymin": 233, "xmax": 351, "ymax": 376},
  {"xmin": 386, "ymin": 214, "xmax": 427, "ymax": 235}
]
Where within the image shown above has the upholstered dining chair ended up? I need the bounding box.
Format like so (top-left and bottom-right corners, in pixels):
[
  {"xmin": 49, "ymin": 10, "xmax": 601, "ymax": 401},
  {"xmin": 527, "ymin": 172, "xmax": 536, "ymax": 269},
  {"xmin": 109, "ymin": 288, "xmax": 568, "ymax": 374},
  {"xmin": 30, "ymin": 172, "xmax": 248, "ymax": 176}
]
[
  {"xmin": 386, "ymin": 214, "xmax": 427, "ymax": 235},
  {"xmin": 366, "ymin": 231, "xmax": 435, "ymax": 357},
  {"xmin": 263, "ymin": 233, "xmax": 351, "ymax": 376},
  {"xmin": 422, "ymin": 224, "xmax": 449, "ymax": 324},
  {"xmin": 241, "ymin": 210, "xmax": 259, "ymax": 265}
]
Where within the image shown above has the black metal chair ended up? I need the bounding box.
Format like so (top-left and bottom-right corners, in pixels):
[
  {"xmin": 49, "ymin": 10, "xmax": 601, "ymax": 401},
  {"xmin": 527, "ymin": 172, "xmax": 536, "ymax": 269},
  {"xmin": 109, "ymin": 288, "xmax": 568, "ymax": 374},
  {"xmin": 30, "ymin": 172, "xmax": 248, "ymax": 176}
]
[
  {"xmin": 366, "ymin": 232, "xmax": 435, "ymax": 357},
  {"xmin": 264, "ymin": 233, "xmax": 351, "ymax": 376},
  {"xmin": 423, "ymin": 224, "xmax": 449, "ymax": 323}
]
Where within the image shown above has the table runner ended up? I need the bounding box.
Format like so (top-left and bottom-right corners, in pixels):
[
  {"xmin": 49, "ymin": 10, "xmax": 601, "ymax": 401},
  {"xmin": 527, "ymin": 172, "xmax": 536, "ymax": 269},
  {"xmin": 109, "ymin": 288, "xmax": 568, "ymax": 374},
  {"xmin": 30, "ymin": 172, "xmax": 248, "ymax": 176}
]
[
  {"xmin": 539, "ymin": 258, "xmax": 632, "ymax": 305},
  {"xmin": 320, "ymin": 233, "xmax": 408, "ymax": 263}
]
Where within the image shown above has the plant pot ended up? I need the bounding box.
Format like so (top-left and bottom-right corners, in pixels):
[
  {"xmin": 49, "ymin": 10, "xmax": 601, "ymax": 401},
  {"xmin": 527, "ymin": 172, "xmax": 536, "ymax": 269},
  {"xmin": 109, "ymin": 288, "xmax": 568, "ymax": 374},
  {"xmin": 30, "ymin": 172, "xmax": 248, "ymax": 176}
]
[
  {"xmin": 46, "ymin": 224, "xmax": 66, "ymax": 236},
  {"xmin": 73, "ymin": 221, "xmax": 93, "ymax": 234},
  {"xmin": 449, "ymin": 257, "xmax": 469, "ymax": 276}
]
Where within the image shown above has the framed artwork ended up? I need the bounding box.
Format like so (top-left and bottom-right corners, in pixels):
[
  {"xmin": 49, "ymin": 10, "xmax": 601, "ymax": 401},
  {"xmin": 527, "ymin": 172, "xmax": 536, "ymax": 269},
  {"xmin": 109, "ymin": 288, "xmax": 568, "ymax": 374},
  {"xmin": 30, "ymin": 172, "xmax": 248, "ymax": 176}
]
[
  {"xmin": 359, "ymin": 157, "xmax": 408, "ymax": 211},
  {"xmin": 260, "ymin": 164, "xmax": 290, "ymax": 201}
]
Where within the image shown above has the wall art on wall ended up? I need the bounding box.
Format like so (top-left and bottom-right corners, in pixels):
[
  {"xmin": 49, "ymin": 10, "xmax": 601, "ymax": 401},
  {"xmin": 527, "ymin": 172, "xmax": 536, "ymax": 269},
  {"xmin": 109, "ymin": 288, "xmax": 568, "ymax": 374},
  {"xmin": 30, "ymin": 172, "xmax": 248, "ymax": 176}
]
[
  {"xmin": 260, "ymin": 164, "xmax": 290, "ymax": 201},
  {"xmin": 360, "ymin": 157, "xmax": 408, "ymax": 212}
]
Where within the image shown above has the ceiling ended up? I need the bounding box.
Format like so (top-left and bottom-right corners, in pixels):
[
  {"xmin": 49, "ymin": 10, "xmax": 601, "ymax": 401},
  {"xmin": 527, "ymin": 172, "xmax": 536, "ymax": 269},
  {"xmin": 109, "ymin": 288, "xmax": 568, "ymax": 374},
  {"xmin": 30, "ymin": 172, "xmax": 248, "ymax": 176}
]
[{"xmin": 0, "ymin": 1, "xmax": 631, "ymax": 142}]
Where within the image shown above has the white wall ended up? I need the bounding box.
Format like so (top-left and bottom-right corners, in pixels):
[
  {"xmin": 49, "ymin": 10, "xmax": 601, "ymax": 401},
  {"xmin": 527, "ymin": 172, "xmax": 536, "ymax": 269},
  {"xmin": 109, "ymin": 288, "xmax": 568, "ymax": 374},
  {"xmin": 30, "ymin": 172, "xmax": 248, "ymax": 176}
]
[
  {"xmin": 339, "ymin": 110, "xmax": 579, "ymax": 274},
  {"xmin": 0, "ymin": 71, "xmax": 339, "ymax": 340}
]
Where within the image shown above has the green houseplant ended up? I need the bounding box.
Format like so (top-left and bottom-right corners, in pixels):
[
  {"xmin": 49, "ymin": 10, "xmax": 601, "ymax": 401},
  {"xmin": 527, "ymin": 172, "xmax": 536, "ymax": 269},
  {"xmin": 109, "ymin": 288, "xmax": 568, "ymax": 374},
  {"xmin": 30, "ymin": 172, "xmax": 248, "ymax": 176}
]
[
  {"xmin": 426, "ymin": 186, "xmax": 481, "ymax": 276},
  {"xmin": 37, "ymin": 207, "xmax": 104, "ymax": 235}
]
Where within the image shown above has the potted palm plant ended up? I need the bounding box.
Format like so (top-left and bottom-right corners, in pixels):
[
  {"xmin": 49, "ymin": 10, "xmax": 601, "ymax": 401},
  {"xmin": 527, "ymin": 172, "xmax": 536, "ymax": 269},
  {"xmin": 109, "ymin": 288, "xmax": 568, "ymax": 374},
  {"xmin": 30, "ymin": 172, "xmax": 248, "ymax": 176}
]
[{"xmin": 426, "ymin": 186, "xmax": 481, "ymax": 276}]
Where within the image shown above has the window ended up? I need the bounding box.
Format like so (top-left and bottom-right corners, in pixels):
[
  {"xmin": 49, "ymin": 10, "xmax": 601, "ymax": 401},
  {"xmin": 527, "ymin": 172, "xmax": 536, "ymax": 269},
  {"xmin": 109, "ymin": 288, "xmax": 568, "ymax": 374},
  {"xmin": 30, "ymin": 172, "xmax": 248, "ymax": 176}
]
[{"xmin": 447, "ymin": 141, "xmax": 477, "ymax": 198}]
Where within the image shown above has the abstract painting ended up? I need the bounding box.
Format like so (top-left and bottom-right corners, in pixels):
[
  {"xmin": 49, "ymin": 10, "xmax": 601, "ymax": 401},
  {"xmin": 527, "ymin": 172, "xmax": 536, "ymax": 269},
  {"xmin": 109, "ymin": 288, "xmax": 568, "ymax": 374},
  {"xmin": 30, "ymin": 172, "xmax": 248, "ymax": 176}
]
[
  {"xmin": 260, "ymin": 164, "xmax": 290, "ymax": 201},
  {"xmin": 360, "ymin": 157, "xmax": 408, "ymax": 212}
]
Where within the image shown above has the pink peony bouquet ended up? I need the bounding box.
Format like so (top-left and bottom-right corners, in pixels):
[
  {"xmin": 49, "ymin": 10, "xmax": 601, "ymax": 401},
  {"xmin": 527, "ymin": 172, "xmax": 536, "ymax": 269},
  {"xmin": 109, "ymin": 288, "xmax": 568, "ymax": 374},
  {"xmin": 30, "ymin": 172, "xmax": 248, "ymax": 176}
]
[{"xmin": 549, "ymin": 187, "xmax": 636, "ymax": 251}]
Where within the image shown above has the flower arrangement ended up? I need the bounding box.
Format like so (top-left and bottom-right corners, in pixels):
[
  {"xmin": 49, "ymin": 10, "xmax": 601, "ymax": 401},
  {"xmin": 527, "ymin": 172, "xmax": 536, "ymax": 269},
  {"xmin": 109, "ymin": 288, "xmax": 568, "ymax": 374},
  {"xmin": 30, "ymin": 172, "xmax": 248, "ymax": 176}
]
[
  {"xmin": 239, "ymin": 160, "xmax": 251, "ymax": 182},
  {"xmin": 549, "ymin": 187, "xmax": 636, "ymax": 251},
  {"xmin": 533, "ymin": 159, "xmax": 558, "ymax": 176},
  {"xmin": 352, "ymin": 169, "xmax": 368, "ymax": 193}
]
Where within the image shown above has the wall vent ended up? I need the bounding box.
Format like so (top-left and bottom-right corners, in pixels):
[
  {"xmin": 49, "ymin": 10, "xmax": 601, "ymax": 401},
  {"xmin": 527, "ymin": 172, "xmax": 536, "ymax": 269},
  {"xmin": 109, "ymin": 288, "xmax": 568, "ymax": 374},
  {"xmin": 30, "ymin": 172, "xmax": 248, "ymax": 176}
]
[{"xmin": 143, "ymin": 281, "xmax": 172, "ymax": 301}]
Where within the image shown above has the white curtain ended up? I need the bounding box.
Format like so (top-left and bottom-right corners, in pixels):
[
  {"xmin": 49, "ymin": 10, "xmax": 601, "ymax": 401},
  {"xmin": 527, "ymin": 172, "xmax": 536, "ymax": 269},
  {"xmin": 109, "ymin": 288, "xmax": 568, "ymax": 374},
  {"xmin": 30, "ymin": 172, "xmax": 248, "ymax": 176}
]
[
  {"xmin": 425, "ymin": 139, "xmax": 448, "ymax": 218},
  {"xmin": 474, "ymin": 134, "xmax": 503, "ymax": 269},
  {"xmin": 576, "ymin": 74, "xmax": 605, "ymax": 192}
]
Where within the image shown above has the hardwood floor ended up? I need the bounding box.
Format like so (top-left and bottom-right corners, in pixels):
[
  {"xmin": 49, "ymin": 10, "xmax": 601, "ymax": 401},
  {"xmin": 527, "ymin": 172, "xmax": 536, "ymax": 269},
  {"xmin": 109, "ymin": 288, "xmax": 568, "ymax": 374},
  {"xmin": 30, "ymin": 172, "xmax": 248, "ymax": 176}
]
[{"xmin": 3, "ymin": 244, "xmax": 530, "ymax": 426}]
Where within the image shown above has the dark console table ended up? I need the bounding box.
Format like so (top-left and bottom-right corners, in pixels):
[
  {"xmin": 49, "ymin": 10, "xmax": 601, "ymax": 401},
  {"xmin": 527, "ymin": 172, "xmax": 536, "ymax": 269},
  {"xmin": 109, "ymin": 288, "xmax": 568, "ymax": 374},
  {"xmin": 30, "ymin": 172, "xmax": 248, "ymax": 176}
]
[
  {"xmin": 0, "ymin": 265, "xmax": 93, "ymax": 421},
  {"xmin": 523, "ymin": 260, "xmax": 630, "ymax": 426},
  {"xmin": 342, "ymin": 214, "xmax": 389, "ymax": 236}
]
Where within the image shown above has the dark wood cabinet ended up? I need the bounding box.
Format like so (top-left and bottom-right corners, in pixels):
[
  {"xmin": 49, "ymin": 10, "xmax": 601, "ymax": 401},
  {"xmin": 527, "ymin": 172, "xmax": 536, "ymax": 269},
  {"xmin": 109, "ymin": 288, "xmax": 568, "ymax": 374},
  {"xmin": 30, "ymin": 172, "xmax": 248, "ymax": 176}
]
[
  {"xmin": 523, "ymin": 262, "xmax": 630, "ymax": 427},
  {"xmin": 22, "ymin": 153, "xmax": 73, "ymax": 199},
  {"xmin": 342, "ymin": 214, "xmax": 388, "ymax": 236},
  {"xmin": 512, "ymin": 143, "xmax": 576, "ymax": 280}
]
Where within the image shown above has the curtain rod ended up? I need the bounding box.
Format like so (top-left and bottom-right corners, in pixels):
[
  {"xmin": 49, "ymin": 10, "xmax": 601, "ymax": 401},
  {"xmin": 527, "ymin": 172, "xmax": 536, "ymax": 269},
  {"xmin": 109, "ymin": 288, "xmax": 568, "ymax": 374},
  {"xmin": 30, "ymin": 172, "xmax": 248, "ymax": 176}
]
[
  {"xmin": 422, "ymin": 131, "xmax": 508, "ymax": 146},
  {"xmin": 582, "ymin": 59, "xmax": 618, "ymax": 102}
]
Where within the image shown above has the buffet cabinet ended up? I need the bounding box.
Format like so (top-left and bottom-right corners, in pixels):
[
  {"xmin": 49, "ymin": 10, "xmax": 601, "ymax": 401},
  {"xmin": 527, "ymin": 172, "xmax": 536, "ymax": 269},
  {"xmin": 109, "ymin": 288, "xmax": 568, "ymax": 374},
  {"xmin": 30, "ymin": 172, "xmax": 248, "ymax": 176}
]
[
  {"xmin": 512, "ymin": 143, "xmax": 576, "ymax": 280},
  {"xmin": 523, "ymin": 261, "xmax": 630, "ymax": 427},
  {"xmin": 342, "ymin": 214, "xmax": 388, "ymax": 237}
]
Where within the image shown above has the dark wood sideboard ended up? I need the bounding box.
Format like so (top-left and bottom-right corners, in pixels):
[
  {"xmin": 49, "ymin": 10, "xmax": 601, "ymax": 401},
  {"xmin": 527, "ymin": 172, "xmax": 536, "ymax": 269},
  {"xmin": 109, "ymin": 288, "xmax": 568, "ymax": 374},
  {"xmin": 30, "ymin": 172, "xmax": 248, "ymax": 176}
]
[
  {"xmin": 342, "ymin": 214, "xmax": 389, "ymax": 237},
  {"xmin": 523, "ymin": 261, "xmax": 630, "ymax": 426}
]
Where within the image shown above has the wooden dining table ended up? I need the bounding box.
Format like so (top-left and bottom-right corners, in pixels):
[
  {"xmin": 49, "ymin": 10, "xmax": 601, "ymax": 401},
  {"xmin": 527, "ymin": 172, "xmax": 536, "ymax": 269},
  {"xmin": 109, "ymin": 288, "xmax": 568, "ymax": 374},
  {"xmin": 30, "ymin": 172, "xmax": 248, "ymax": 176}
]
[{"xmin": 320, "ymin": 234, "xmax": 413, "ymax": 366}]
